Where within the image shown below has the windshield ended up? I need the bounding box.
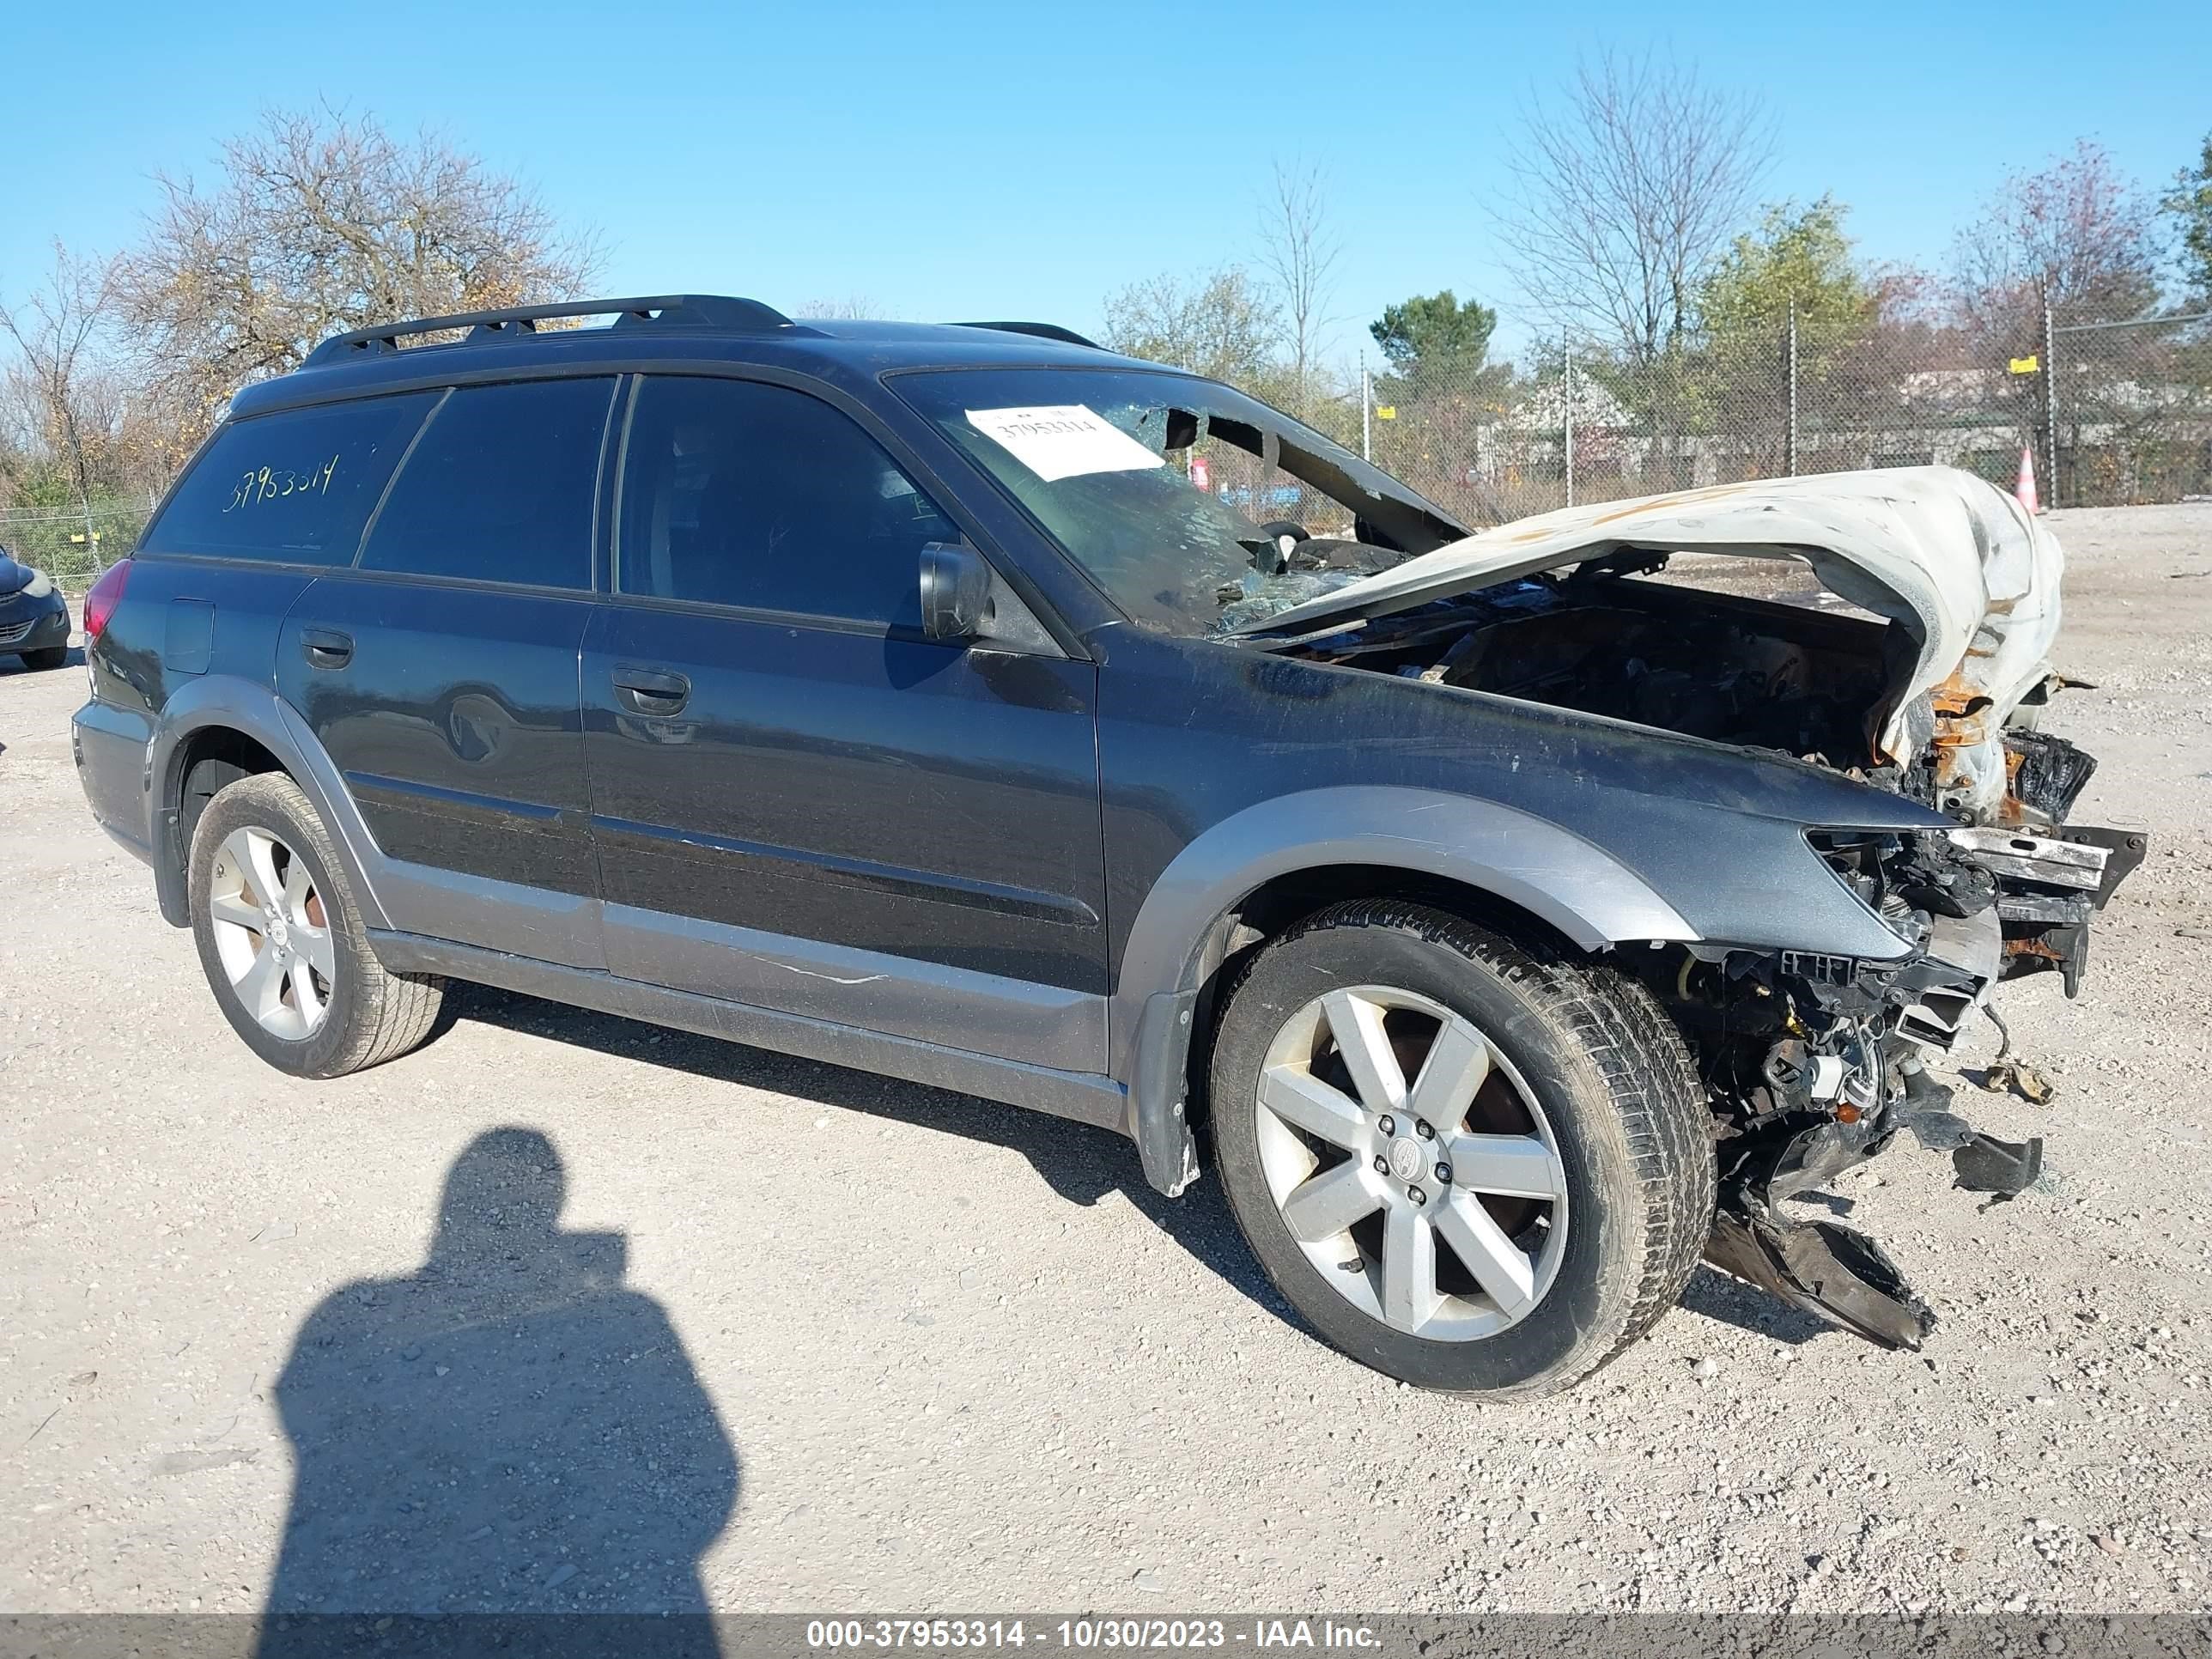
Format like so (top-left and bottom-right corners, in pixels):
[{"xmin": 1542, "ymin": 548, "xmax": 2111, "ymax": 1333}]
[{"xmin": 892, "ymin": 366, "xmax": 1461, "ymax": 635}]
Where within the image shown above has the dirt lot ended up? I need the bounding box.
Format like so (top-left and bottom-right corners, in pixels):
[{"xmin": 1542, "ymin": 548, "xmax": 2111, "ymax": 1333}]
[{"xmin": 3, "ymin": 503, "xmax": 2209, "ymax": 1617}]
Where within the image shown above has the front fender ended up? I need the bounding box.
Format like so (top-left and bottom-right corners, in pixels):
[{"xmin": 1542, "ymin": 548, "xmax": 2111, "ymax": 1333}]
[{"xmin": 1109, "ymin": 785, "xmax": 1697, "ymax": 1080}]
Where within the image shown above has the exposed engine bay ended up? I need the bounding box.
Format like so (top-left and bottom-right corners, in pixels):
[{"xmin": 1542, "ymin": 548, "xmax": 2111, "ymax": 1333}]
[{"xmin": 1243, "ymin": 470, "xmax": 2146, "ymax": 1349}]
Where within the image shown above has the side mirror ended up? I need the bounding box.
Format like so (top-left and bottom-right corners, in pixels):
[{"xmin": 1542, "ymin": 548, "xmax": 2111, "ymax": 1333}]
[{"xmin": 919, "ymin": 541, "xmax": 994, "ymax": 641}]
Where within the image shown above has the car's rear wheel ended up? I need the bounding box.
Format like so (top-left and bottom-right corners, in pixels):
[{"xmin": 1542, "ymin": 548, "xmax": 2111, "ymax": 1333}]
[
  {"xmin": 19, "ymin": 646, "xmax": 66, "ymax": 671},
  {"xmin": 1209, "ymin": 898, "xmax": 1714, "ymax": 1398},
  {"xmin": 188, "ymin": 773, "xmax": 445, "ymax": 1077}
]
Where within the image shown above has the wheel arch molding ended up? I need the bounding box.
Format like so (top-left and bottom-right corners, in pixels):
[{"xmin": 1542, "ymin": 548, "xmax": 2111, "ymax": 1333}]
[
  {"xmin": 1110, "ymin": 787, "xmax": 1700, "ymax": 1194},
  {"xmin": 148, "ymin": 678, "xmax": 387, "ymax": 932}
]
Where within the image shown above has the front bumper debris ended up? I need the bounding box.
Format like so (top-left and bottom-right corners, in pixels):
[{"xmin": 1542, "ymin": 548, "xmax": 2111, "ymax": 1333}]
[
  {"xmin": 1952, "ymin": 1132, "xmax": 2044, "ymax": 1199},
  {"xmin": 1706, "ymin": 1209, "xmax": 1936, "ymax": 1351},
  {"xmin": 1684, "ymin": 818, "xmax": 2141, "ymax": 1351}
]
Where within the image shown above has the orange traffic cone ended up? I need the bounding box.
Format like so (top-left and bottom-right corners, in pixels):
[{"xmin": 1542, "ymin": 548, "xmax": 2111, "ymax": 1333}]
[{"xmin": 2014, "ymin": 444, "xmax": 2043, "ymax": 515}]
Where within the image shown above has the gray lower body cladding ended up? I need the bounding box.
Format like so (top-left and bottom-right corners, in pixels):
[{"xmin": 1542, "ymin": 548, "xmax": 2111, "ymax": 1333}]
[{"xmin": 368, "ymin": 931, "xmax": 1133, "ymax": 1135}]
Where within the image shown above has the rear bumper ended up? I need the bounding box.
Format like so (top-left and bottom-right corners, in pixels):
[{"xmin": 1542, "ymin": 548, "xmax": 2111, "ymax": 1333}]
[{"xmin": 72, "ymin": 698, "xmax": 155, "ymax": 866}]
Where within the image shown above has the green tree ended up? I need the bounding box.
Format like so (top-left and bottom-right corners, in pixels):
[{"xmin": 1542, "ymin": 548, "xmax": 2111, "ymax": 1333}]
[
  {"xmin": 2166, "ymin": 132, "xmax": 2212, "ymax": 302},
  {"xmin": 1698, "ymin": 197, "xmax": 1873, "ymax": 359},
  {"xmin": 1368, "ymin": 291, "xmax": 1498, "ymax": 388},
  {"xmin": 1361, "ymin": 294, "xmax": 1509, "ymax": 507}
]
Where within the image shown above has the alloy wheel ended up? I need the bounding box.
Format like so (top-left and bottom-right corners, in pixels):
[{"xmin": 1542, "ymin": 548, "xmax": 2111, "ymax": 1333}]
[
  {"xmin": 1254, "ymin": 984, "xmax": 1569, "ymax": 1341},
  {"xmin": 207, "ymin": 825, "xmax": 337, "ymax": 1041}
]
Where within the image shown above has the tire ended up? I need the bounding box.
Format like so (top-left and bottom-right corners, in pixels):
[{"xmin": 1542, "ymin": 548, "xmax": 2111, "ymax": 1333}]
[
  {"xmin": 1209, "ymin": 898, "xmax": 1714, "ymax": 1398},
  {"xmin": 187, "ymin": 773, "xmax": 446, "ymax": 1078},
  {"xmin": 20, "ymin": 646, "xmax": 66, "ymax": 671}
]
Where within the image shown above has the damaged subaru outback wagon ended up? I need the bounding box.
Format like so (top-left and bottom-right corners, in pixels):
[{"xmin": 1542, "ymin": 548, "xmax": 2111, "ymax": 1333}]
[{"xmin": 72, "ymin": 295, "xmax": 2139, "ymax": 1396}]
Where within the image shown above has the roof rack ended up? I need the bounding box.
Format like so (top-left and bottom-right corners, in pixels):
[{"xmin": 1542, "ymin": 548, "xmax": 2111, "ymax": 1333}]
[
  {"xmin": 956, "ymin": 320, "xmax": 1105, "ymax": 350},
  {"xmin": 305, "ymin": 295, "xmax": 815, "ymax": 367}
]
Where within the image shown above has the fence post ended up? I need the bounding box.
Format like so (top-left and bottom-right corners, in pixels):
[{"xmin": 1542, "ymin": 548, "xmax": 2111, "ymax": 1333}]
[
  {"xmin": 1563, "ymin": 350, "xmax": 1575, "ymax": 510},
  {"xmin": 2040, "ymin": 288, "xmax": 2059, "ymax": 509},
  {"xmin": 1359, "ymin": 355, "xmax": 1371, "ymax": 463},
  {"xmin": 1785, "ymin": 299, "xmax": 1800, "ymax": 477},
  {"xmin": 79, "ymin": 490, "xmax": 99, "ymax": 576}
]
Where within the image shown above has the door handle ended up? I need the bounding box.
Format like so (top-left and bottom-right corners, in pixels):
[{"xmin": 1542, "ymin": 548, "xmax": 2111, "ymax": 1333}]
[
  {"xmin": 301, "ymin": 628, "xmax": 353, "ymax": 669},
  {"xmin": 611, "ymin": 666, "xmax": 690, "ymax": 715}
]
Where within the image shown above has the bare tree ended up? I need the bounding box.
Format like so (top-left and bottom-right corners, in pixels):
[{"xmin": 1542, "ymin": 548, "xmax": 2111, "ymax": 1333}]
[
  {"xmin": 1254, "ymin": 159, "xmax": 1340, "ymax": 405},
  {"xmin": 1101, "ymin": 266, "xmax": 1284, "ymax": 387},
  {"xmin": 113, "ymin": 106, "xmax": 601, "ymax": 445},
  {"xmin": 793, "ymin": 295, "xmax": 897, "ymax": 320},
  {"xmin": 1949, "ymin": 140, "xmax": 2165, "ymax": 494},
  {"xmin": 1952, "ymin": 139, "xmax": 2160, "ymax": 326},
  {"xmin": 0, "ymin": 242, "xmax": 120, "ymax": 506},
  {"xmin": 1497, "ymin": 50, "xmax": 1775, "ymax": 365}
]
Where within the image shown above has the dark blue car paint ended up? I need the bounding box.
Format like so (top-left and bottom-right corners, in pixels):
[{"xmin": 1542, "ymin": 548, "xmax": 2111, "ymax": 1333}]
[
  {"xmin": 73, "ymin": 316, "xmax": 1950, "ymax": 1195},
  {"xmin": 1, "ymin": 550, "xmax": 75, "ymax": 660},
  {"xmin": 276, "ymin": 578, "xmax": 604, "ymax": 910}
]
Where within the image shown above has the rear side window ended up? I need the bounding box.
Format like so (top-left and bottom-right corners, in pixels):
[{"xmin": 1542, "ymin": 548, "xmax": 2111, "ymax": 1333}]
[
  {"xmin": 149, "ymin": 394, "xmax": 436, "ymax": 565},
  {"xmin": 359, "ymin": 378, "xmax": 617, "ymax": 590},
  {"xmin": 616, "ymin": 376, "xmax": 961, "ymax": 626}
]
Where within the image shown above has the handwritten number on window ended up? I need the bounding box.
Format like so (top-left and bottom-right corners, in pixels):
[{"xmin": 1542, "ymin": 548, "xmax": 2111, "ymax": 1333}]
[{"xmin": 225, "ymin": 453, "xmax": 340, "ymax": 513}]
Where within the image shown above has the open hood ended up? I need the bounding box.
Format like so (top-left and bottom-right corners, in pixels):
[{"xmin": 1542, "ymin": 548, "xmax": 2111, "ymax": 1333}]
[{"xmin": 1243, "ymin": 467, "xmax": 2063, "ymax": 817}]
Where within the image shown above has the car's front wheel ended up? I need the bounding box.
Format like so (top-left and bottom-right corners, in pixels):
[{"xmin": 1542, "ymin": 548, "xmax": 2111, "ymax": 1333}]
[
  {"xmin": 1209, "ymin": 899, "xmax": 1714, "ymax": 1398},
  {"xmin": 19, "ymin": 646, "xmax": 67, "ymax": 671},
  {"xmin": 187, "ymin": 773, "xmax": 445, "ymax": 1077}
]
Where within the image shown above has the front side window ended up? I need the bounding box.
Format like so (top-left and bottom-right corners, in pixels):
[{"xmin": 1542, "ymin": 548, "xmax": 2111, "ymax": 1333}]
[
  {"xmin": 149, "ymin": 393, "xmax": 437, "ymax": 565},
  {"xmin": 892, "ymin": 367, "xmax": 1457, "ymax": 635},
  {"xmin": 616, "ymin": 376, "xmax": 962, "ymax": 628},
  {"xmin": 359, "ymin": 378, "xmax": 617, "ymax": 590}
]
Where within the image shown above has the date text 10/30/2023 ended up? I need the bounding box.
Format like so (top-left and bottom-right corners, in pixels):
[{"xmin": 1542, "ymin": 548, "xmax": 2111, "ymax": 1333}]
[{"xmin": 805, "ymin": 1621, "xmax": 1382, "ymax": 1651}]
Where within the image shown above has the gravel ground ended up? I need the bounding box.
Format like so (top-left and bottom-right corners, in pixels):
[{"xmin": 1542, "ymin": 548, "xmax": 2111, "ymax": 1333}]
[{"xmin": 2, "ymin": 503, "xmax": 2209, "ymax": 1617}]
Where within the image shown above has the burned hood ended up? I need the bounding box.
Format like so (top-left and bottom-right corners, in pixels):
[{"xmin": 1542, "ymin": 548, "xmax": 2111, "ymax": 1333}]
[{"xmin": 1242, "ymin": 467, "xmax": 2063, "ymax": 805}]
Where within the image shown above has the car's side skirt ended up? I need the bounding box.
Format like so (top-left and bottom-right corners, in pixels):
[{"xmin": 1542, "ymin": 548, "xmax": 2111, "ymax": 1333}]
[
  {"xmin": 365, "ymin": 930, "xmax": 1133, "ymax": 1136},
  {"xmin": 599, "ymin": 902, "xmax": 1108, "ymax": 1074}
]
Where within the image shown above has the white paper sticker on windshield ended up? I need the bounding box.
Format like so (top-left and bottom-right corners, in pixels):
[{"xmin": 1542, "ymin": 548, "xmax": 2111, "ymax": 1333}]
[{"xmin": 965, "ymin": 405, "xmax": 1164, "ymax": 483}]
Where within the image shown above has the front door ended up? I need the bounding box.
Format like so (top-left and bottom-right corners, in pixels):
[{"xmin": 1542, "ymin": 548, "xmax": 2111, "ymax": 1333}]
[
  {"xmin": 580, "ymin": 374, "xmax": 1109, "ymax": 1072},
  {"xmin": 276, "ymin": 376, "xmax": 619, "ymax": 968}
]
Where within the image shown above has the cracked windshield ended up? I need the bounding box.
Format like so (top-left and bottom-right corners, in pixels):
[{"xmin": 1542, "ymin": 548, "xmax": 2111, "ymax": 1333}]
[{"xmin": 895, "ymin": 367, "xmax": 1450, "ymax": 635}]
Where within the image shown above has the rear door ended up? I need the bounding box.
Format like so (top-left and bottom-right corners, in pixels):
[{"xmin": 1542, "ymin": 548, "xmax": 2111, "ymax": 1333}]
[
  {"xmin": 276, "ymin": 376, "xmax": 619, "ymax": 968},
  {"xmin": 581, "ymin": 373, "xmax": 1109, "ymax": 1072}
]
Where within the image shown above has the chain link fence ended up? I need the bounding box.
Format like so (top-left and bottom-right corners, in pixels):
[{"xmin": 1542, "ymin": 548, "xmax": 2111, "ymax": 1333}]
[
  {"xmin": 1293, "ymin": 305, "xmax": 2212, "ymax": 528},
  {"xmin": 2053, "ymin": 313, "xmax": 2212, "ymax": 507},
  {"xmin": 0, "ymin": 495, "xmax": 155, "ymax": 590}
]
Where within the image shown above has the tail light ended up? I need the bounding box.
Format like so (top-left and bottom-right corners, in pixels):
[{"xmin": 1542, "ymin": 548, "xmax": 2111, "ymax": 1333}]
[{"xmin": 82, "ymin": 557, "xmax": 131, "ymax": 643}]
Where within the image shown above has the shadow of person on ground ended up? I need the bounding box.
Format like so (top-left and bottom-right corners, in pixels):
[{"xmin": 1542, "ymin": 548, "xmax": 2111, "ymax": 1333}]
[
  {"xmin": 450, "ymin": 986, "xmax": 1291, "ymax": 1326},
  {"xmin": 259, "ymin": 1127, "xmax": 735, "ymax": 1654}
]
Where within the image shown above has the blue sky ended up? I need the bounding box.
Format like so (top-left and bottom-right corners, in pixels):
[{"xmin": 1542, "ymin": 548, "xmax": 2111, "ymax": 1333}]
[{"xmin": 5, "ymin": 0, "xmax": 2204, "ymax": 365}]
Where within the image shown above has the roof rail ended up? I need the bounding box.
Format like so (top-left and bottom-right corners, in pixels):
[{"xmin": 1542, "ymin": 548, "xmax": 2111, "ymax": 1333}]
[
  {"xmin": 304, "ymin": 295, "xmax": 815, "ymax": 367},
  {"xmin": 955, "ymin": 320, "xmax": 1105, "ymax": 350}
]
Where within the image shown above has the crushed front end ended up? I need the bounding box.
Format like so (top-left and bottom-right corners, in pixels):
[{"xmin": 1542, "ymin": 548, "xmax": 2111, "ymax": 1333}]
[
  {"xmin": 1636, "ymin": 815, "xmax": 2142, "ymax": 1350},
  {"xmin": 1247, "ymin": 467, "xmax": 2145, "ymax": 1347}
]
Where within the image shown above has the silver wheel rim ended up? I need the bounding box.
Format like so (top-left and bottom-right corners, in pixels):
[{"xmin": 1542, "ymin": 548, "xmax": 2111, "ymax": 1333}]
[
  {"xmin": 208, "ymin": 825, "xmax": 336, "ymax": 1041},
  {"xmin": 1255, "ymin": 984, "xmax": 1569, "ymax": 1342}
]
